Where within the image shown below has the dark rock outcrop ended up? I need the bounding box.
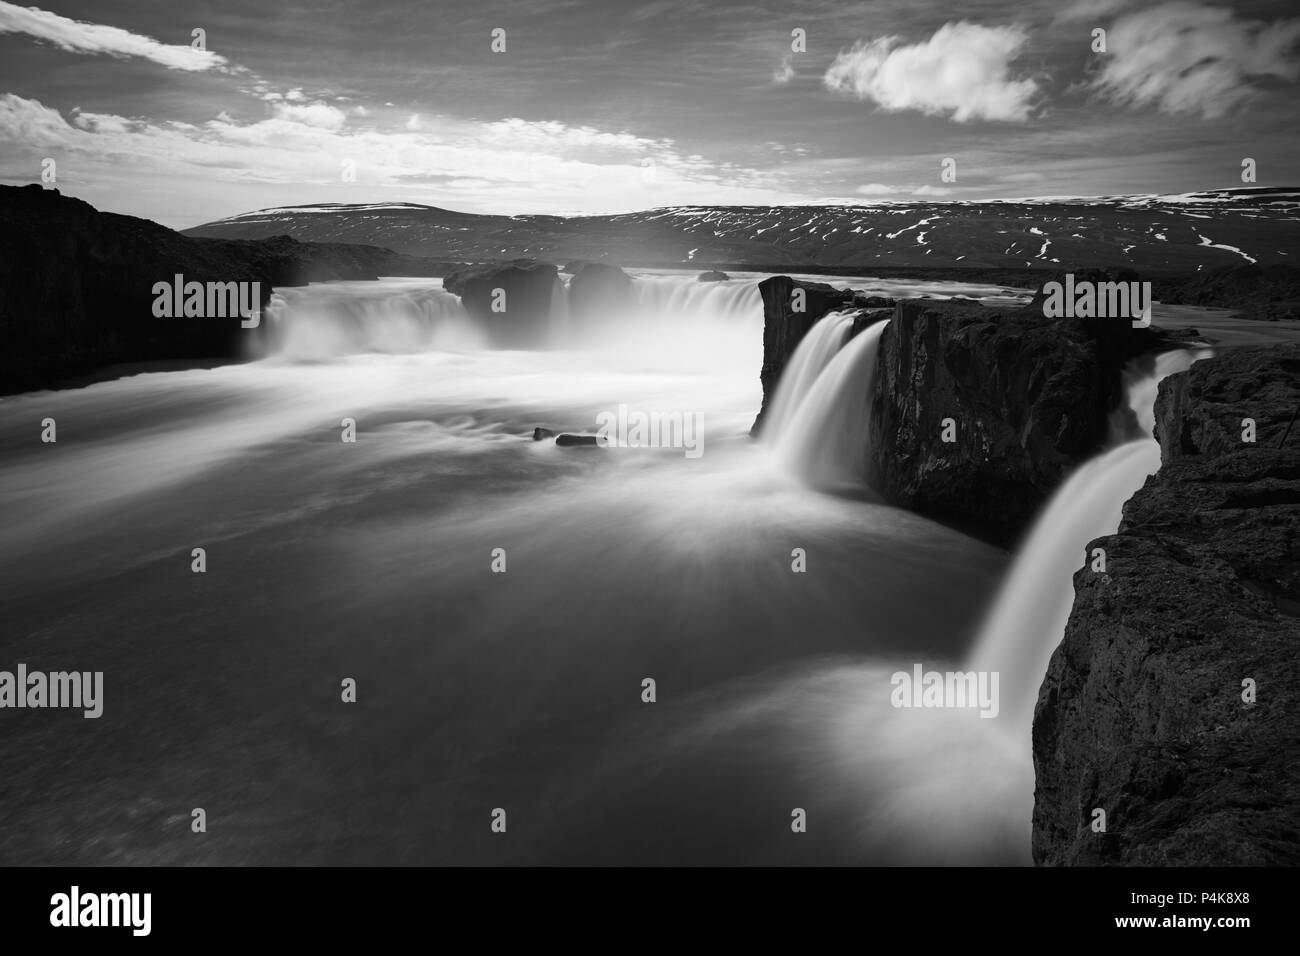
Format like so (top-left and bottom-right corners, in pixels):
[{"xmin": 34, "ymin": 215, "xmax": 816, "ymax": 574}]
[
  {"xmin": 697, "ymin": 270, "xmax": 729, "ymax": 282},
  {"xmin": 751, "ymin": 265, "xmax": 1207, "ymax": 544},
  {"xmin": 0, "ymin": 184, "xmax": 440, "ymax": 394},
  {"xmin": 555, "ymin": 433, "xmax": 603, "ymax": 447},
  {"xmin": 868, "ymin": 299, "xmax": 1127, "ymax": 547},
  {"xmin": 442, "ymin": 259, "xmax": 560, "ymax": 348},
  {"xmin": 567, "ymin": 262, "xmax": 633, "ymax": 334},
  {"xmin": 1033, "ymin": 343, "xmax": 1300, "ymax": 865},
  {"xmin": 751, "ymin": 276, "xmax": 856, "ymax": 434}
]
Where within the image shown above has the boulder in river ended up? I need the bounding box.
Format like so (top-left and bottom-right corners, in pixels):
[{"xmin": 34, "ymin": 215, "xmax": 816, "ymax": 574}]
[
  {"xmin": 442, "ymin": 259, "xmax": 560, "ymax": 347},
  {"xmin": 567, "ymin": 262, "xmax": 633, "ymax": 333}
]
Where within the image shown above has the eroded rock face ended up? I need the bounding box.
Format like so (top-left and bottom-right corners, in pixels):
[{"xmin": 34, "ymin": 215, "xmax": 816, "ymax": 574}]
[
  {"xmin": 753, "ymin": 268, "xmax": 1200, "ymax": 544},
  {"xmin": 0, "ymin": 184, "xmax": 440, "ymax": 393},
  {"xmin": 1033, "ymin": 343, "xmax": 1300, "ymax": 866},
  {"xmin": 442, "ymin": 259, "xmax": 561, "ymax": 347},
  {"xmin": 868, "ymin": 299, "xmax": 1118, "ymax": 547},
  {"xmin": 751, "ymin": 276, "xmax": 856, "ymax": 435}
]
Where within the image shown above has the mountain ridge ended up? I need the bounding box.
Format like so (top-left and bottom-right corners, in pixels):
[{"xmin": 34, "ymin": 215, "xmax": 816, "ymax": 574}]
[{"xmin": 184, "ymin": 186, "xmax": 1300, "ymax": 272}]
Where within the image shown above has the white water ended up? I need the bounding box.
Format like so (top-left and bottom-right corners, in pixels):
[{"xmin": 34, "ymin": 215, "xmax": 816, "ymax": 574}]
[
  {"xmin": 762, "ymin": 311, "xmax": 855, "ymax": 441},
  {"xmin": 970, "ymin": 347, "xmax": 1212, "ymax": 739},
  {"xmin": 629, "ymin": 273, "xmax": 763, "ymax": 325},
  {"xmin": 0, "ymin": 269, "xmax": 1246, "ymax": 865},
  {"xmin": 772, "ymin": 320, "xmax": 889, "ymax": 488},
  {"xmin": 262, "ymin": 278, "xmax": 482, "ymax": 359}
]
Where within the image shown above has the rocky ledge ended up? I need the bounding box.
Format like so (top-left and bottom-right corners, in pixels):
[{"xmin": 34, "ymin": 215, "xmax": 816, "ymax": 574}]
[
  {"xmin": 0, "ymin": 184, "xmax": 440, "ymax": 394},
  {"xmin": 751, "ymin": 275, "xmax": 894, "ymax": 435},
  {"xmin": 755, "ymin": 273, "xmax": 1185, "ymax": 546},
  {"xmin": 442, "ymin": 259, "xmax": 563, "ymax": 347},
  {"xmin": 1033, "ymin": 343, "xmax": 1300, "ymax": 865}
]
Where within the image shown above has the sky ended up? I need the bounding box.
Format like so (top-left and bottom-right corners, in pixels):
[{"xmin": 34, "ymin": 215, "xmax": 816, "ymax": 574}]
[{"xmin": 1, "ymin": 0, "xmax": 1298, "ymax": 228}]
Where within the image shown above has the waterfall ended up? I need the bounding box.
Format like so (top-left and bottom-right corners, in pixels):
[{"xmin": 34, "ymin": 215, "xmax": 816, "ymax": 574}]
[
  {"xmin": 762, "ymin": 311, "xmax": 856, "ymax": 441},
  {"xmin": 261, "ymin": 279, "xmax": 480, "ymax": 359},
  {"xmin": 1109, "ymin": 348, "xmax": 1208, "ymax": 442},
  {"xmin": 772, "ymin": 320, "xmax": 890, "ymax": 487},
  {"xmin": 969, "ymin": 346, "xmax": 1213, "ymax": 738},
  {"xmin": 554, "ymin": 273, "xmax": 764, "ymax": 373},
  {"xmin": 260, "ymin": 272, "xmax": 765, "ymax": 377},
  {"xmin": 630, "ymin": 274, "xmax": 762, "ymax": 326}
]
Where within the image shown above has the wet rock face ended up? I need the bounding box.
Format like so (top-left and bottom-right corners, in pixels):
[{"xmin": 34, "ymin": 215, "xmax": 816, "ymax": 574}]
[
  {"xmin": 751, "ymin": 276, "xmax": 856, "ymax": 435},
  {"xmin": 1033, "ymin": 343, "xmax": 1300, "ymax": 866},
  {"xmin": 868, "ymin": 299, "xmax": 1116, "ymax": 548},
  {"xmin": 442, "ymin": 259, "xmax": 561, "ymax": 347},
  {"xmin": 752, "ymin": 268, "xmax": 1202, "ymax": 545}
]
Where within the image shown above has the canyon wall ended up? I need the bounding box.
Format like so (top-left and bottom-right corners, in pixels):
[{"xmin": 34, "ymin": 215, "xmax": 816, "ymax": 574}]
[
  {"xmin": 0, "ymin": 185, "xmax": 440, "ymax": 394},
  {"xmin": 1032, "ymin": 343, "xmax": 1300, "ymax": 865},
  {"xmin": 755, "ymin": 274, "xmax": 1178, "ymax": 546}
]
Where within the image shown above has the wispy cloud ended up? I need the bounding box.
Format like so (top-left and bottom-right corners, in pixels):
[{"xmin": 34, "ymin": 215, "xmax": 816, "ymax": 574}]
[
  {"xmin": 824, "ymin": 21, "xmax": 1040, "ymax": 123},
  {"xmin": 1084, "ymin": 2, "xmax": 1300, "ymax": 118},
  {"xmin": 0, "ymin": 1, "xmax": 230, "ymax": 72},
  {"xmin": 0, "ymin": 93, "xmax": 804, "ymax": 221},
  {"xmin": 772, "ymin": 54, "xmax": 795, "ymax": 85}
]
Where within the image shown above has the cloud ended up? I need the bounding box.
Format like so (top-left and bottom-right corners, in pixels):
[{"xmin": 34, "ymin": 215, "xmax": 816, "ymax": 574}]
[
  {"xmin": 824, "ymin": 21, "xmax": 1040, "ymax": 123},
  {"xmin": 1086, "ymin": 2, "xmax": 1300, "ymax": 118},
  {"xmin": 271, "ymin": 101, "xmax": 347, "ymax": 130},
  {"xmin": 0, "ymin": 93, "xmax": 802, "ymax": 219},
  {"xmin": 1055, "ymin": 0, "xmax": 1132, "ymax": 22},
  {"xmin": 0, "ymin": 2, "xmax": 230, "ymax": 72},
  {"xmin": 772, "ymin": 54, "xmax": 795, "ymax": 84},
  {"xmin": 853, "ymin": 183, "xmax": 955, "ymax": 198}
]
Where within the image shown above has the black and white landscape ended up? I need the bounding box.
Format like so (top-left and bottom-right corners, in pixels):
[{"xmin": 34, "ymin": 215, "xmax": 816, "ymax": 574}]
[{"xmin": 1, "ymin": 0, "xmax": 1298, "ymax": 875}]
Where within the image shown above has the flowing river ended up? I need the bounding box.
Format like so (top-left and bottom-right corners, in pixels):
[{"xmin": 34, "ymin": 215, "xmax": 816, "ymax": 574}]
[{"xmin": 0, "ymin": 272, "xmax": 1290, "ymax": 865}]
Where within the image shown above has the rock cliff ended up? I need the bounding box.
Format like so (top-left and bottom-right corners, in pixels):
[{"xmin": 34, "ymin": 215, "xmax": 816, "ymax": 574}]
[
  {"xmin": 0, "ymin": 184, "xmax": 439, "ymax": 393},
  {"xmin": 1033, "ymin": 343, "xmax": 1300, "ymax": 865}
]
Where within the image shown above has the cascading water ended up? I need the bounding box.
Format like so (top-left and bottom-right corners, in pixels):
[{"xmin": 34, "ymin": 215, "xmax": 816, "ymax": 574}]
[
  {"xmin": 261, "ymin": 278, "xmax": 481, "ymax": 359},
  {"xmin": 761, "ymin": 311, "xmax": 856, "ymax": 441},
  {"xmin": 771, "ymin": 320, "xmax": 890, "ymax": 488},
  {"xmin": 9, "ymin": 257, "xmax": 1254, "ymax": 865},
  {"xmin": 629, "ymin": 274, "xmax": 762, "ymax": 326},
  {"xmin": 555, "ymin": 273, "xmax": 764, "ymax": 373},
  {"xmin": 969, "ymin": 346, "xmax": 1212, "ymax": 738}
]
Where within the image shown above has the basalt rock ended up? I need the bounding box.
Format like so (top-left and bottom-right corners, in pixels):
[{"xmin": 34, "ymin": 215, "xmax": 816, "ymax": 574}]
[
  {"xmin": 751, "ymin": 275, "xmax": 855, "ymax": 434},
  {"xmin": 441, "ymin": 259, "xmax": 561, "ymax": 348},
  {"xmin": 1033, "ymin": 343, "xmax": 1300, "ymax": 865},
  {"xmin": 567, "ymin": 262, "xmax": 633, "ymax": 334},
  {"xmin": 867, "ymin": 298, "xmax": 1137, "ymax": 547},
  {"xmin": 0, "ymin": 184, "xmax": 440, "ymax": 394},
  {"xmin": 555, "ymin": 433, "xmax": 603, "ymax": 447},
  {"xmin": 697, "ymin": 270, "xmax": 729, "ymax": 282}
]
